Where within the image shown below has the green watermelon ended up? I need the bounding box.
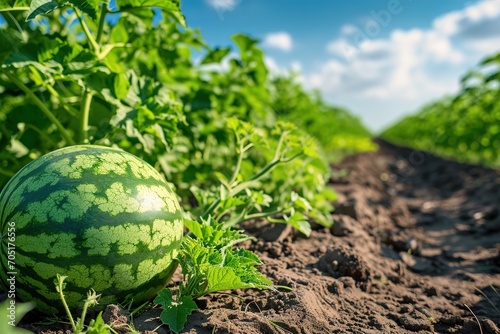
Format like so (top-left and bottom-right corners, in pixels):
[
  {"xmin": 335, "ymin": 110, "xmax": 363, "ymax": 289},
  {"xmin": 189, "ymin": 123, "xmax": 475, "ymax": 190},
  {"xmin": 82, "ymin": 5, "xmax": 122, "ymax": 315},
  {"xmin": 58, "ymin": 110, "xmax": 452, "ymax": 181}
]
[{"xmin": 0, "ymin": 145, "xmax": 184, "ymax": 314}]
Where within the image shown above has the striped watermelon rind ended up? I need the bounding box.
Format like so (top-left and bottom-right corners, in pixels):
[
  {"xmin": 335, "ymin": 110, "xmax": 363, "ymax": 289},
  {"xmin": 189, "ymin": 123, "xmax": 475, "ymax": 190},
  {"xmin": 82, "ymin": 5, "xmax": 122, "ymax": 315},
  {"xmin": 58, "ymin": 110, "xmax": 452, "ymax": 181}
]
[{"xmin": 0, "ymin": 145, "xmax": 183, "ymax": 314}]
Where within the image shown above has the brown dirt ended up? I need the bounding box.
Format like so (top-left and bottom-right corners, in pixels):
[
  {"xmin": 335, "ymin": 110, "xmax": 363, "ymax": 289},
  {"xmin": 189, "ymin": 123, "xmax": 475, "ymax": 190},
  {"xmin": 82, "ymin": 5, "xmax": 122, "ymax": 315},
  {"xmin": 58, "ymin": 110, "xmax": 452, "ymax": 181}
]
[{"xmin": 18, "ymin": 140, "xmax": 500, "ymax": 333}]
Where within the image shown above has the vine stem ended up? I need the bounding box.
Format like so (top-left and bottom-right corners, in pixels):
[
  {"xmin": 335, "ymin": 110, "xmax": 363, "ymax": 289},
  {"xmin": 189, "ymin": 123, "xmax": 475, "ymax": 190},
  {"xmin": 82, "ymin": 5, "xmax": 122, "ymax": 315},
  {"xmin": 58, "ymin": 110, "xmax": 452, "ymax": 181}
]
[
  {"xmin": 244, "ymin": 210, "xmax": 283, "ymax": 221},
  {"xmin": 74, "ymin": 9, "xmax": 99, "ymax": 53},
  {"xmin": 0, "ymin": 7, "xmax": 29, "ymax": 12},
  {"xmin": 229, "ymin": 134, "xmax": 244, "ymax": 186},
  {"xmin": 95, "ymin": 5, "xmax": 108, "ymax": 46},
  {"xmin": 78, "ymin": 89, "xmax": 93, "ymax": 143},
  {"xmin": 56, "ymin": 275, "xmax": 77, "ymax": 333},
  {"xmin": 1, "ymin": 69, "xmax": 75, "ymax": 145},
  {"xmin": 76, "ymin": 4, "xmax": 108, "ymax": 143}
]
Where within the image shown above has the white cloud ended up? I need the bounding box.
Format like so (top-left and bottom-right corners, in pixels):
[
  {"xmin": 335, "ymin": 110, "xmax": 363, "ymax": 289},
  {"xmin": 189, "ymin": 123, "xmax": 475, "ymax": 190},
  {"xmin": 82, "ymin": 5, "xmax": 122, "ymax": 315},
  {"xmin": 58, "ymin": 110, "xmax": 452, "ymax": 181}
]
[
  {"xmin": 263, "ymin": 32, "xmax": 293, "ymax": 52},
  {"xmin": 434, "ymin": 0, "xmax": 500, "ymax": 36},
  {"xmin": 317, "ymin": 28, "xmax": 463, "ymax": 100},
  {"xmin": 433, "ymin": 0, "xmax": 500, "ymax": 53},
  {"xmin": 304, "ymin": 0, "xmax": 500, "ymax": 131},
  {"xmin": 205, "ymin": 0, "xmax": 239, "ymax": 12}
]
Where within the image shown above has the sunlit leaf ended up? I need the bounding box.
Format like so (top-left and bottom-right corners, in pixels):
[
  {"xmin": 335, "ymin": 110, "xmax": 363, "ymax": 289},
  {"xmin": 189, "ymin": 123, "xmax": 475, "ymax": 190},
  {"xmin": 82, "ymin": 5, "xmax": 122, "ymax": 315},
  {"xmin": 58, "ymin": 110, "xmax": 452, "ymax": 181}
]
[
  {"xmin": 26, "ymin": 0, "xmax": 100, "ymax": 20},
  {"xmin": 117, "ymin": 0, "xmax": 185, "ymax": 26}
]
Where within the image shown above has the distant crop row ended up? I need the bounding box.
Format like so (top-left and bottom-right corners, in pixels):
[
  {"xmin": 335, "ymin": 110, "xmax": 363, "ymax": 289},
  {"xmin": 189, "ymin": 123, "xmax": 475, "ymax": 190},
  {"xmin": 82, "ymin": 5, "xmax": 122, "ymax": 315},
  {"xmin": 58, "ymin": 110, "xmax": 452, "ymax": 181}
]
[{"xmin": 382, "ymin": 51, "xmax": 500, "ymax": 168}]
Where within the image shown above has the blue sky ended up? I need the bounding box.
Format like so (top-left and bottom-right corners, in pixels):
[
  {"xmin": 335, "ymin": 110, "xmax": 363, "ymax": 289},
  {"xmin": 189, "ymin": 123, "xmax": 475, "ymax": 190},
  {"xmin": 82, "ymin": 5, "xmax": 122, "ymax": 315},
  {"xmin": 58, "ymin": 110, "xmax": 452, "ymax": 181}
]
[{"xmin": 182, "ymin": 0, "xmax": 500, "ymax": 132}]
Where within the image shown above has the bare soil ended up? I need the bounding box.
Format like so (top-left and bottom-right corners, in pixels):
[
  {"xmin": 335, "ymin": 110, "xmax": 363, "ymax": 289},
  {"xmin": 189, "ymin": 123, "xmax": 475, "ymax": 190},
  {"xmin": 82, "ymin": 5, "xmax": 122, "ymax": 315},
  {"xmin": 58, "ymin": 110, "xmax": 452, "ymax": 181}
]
[{"xmin": 19, "ymin": 140, "xmax": 500, "ymax": 333}]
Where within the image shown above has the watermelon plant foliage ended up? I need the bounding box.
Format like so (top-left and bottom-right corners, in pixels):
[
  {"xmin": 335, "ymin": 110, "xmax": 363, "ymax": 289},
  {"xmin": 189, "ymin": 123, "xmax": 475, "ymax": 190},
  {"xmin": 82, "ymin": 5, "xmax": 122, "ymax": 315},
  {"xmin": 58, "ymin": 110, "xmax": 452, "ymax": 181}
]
[
  {"xmin": 0, "ymin": 0, "xmax": 338, "ymax": 234},
  {"xmin": 0, "ymin": 0, "xmax": 374, "ymax": 331}
]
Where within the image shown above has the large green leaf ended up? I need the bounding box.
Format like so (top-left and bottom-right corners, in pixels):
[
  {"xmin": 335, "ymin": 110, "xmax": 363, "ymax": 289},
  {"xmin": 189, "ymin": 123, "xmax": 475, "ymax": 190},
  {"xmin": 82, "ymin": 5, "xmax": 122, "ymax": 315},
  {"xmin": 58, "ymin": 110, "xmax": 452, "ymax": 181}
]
[
  {"xmin": 26, "ymin": 0, "xmax": 101, "ymax": 20},
  {"xmin": 206, "ymin": 266, "xmax": 247, "ymax": 293},
  {"xmin": 117, "ymin": 0, "xmax": 185, "ymax": 26},
  {"xmin": 154, "ymin": 289, "xmax": 198, "ymax": 334}
]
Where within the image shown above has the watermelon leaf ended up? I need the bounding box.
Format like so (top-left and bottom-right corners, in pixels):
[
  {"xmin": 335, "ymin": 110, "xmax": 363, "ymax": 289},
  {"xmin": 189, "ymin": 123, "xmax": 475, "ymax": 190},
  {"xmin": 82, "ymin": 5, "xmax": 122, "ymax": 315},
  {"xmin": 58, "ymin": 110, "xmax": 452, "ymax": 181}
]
[
  {"xmin": 26, "ymin": 0, "xmax": 101, "ymax": 20},
  {"xmin": 284, "ymin": 210, "xmax": 312, "ymax": 237},
  {"xmin": 154, "ymin": 289, "xmax": 198, "ymax": 334},
  {"xmin": 177, "ymin": 226, "xmax": 272, "ymax": 297},
  {"xmin": 114, "ymin": 0, "xmax": 186, "ymax": 26},
  {"xmin": 155, "ymin": 218, "xmax": 272, "ymax": 332}
]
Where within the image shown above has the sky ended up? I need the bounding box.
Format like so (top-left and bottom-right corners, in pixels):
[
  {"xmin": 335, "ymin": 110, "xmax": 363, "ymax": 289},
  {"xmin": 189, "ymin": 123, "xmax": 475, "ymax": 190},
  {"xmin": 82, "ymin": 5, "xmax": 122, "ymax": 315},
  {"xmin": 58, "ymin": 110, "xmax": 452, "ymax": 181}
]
[{"xmin": 181, "ymin": 0, "xmax": 500, "ymax": 133}]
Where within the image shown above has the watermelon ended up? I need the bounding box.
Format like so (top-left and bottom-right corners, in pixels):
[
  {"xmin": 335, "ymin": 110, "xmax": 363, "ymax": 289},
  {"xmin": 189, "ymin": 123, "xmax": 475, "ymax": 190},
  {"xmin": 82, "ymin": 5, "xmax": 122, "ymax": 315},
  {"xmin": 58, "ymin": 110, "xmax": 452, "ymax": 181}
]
[{"xmin": 0, "ymin": 145, "xmax": 184, "ymax": 314}]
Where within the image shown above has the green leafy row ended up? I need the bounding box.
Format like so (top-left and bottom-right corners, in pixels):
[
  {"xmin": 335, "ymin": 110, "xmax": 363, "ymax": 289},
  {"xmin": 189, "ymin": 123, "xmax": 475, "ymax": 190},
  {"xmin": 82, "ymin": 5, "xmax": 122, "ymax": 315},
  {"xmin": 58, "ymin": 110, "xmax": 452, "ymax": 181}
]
[
  {"xmin": 0, "ymin": 3, "xmax": 342, "ymax": 231},
  {"xmin": 382, "ymin": 51, "xmax": 500, "ymax": 167},
  {"xmin": 270, "ymin": 75, "xmax": 377, "ymax": 161}
]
